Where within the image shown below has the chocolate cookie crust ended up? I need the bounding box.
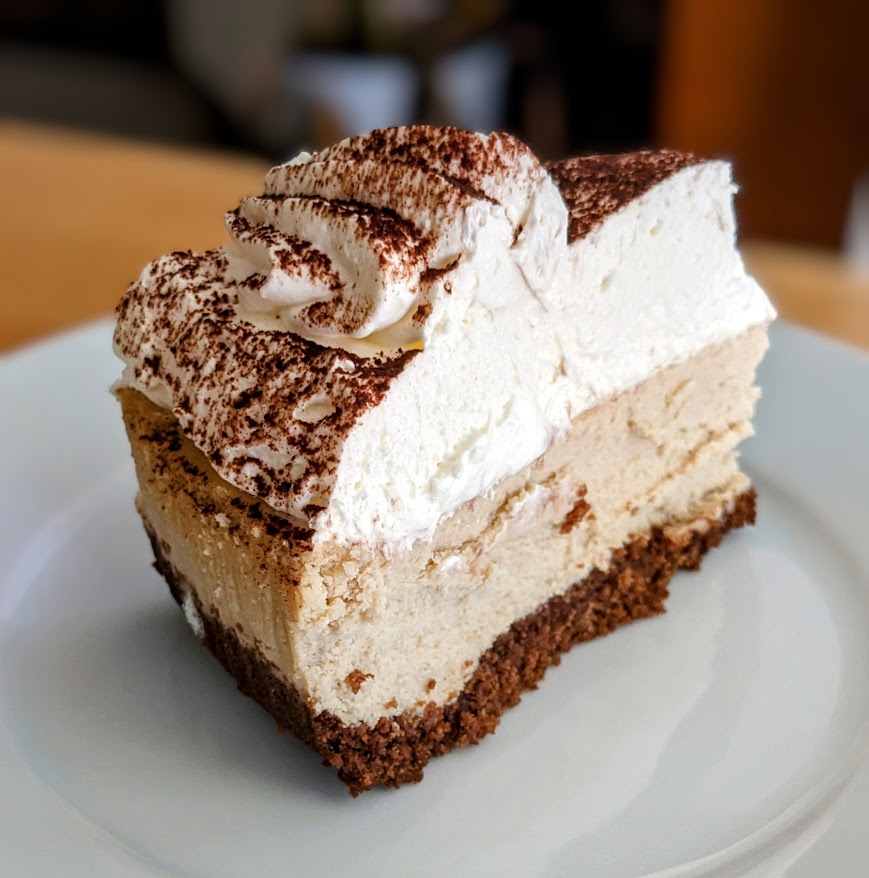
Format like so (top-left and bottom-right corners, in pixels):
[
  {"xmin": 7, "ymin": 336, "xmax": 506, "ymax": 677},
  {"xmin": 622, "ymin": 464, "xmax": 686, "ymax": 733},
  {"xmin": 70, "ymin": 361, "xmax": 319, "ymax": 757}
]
[{"xmin": 147, "ymin": 489, "xmax": 755, "ymax": 796}]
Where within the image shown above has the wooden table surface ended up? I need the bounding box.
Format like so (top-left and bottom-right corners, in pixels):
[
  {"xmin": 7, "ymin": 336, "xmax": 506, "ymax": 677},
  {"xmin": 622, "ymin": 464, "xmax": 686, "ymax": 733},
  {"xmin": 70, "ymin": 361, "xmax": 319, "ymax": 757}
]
[{"xmin": 2, "ymin": 119, "xmax": 868, "ymax": 354}]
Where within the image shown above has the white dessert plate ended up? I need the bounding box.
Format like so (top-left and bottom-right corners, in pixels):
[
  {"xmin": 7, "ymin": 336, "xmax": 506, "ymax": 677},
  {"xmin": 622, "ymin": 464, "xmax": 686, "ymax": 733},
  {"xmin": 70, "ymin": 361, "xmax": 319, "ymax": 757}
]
[{"xmin": 1, "ymin": 319, "xmax": 868, "ymax": 878}]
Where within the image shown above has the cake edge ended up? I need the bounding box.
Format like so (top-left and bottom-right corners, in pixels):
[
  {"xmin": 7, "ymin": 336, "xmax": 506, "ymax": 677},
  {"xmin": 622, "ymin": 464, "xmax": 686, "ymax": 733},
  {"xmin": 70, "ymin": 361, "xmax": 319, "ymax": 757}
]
[{"xmin": 144, "ymin": 489, "xmax": 756, "ymax": 796}]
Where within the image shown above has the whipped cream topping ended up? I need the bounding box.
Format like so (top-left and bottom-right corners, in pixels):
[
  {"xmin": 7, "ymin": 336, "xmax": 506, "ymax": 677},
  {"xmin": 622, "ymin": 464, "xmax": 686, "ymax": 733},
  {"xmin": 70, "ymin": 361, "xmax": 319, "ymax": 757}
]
[
  {"xmin": 114, "ymin": 126, "xmax": 775, "ymax": 550},
  {"xmin": 226, "ymin": 126, "xmax": 564, "ymax": 345}
]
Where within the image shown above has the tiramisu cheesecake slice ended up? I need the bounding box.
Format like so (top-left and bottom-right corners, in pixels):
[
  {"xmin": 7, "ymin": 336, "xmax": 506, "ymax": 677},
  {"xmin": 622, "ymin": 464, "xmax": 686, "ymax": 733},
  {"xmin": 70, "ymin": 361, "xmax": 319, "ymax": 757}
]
[{"xmin": 113, "ymin": 125, "xmax": 775, "ymax": 795}]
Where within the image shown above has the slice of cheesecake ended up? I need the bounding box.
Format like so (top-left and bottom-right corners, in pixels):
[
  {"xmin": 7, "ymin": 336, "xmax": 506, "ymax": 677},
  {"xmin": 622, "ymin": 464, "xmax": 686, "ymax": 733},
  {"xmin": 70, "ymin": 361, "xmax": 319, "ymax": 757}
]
[{"xmin": 113, "ymin": 126, "xmax": 775, "ymax": 795}]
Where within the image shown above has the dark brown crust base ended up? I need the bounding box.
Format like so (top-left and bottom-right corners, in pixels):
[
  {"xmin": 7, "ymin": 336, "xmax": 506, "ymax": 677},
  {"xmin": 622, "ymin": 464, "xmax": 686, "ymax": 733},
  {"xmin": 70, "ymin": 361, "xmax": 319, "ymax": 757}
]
[{"xmin": 148, "ymin": 489, "xmax": 755, "ymax": 796}]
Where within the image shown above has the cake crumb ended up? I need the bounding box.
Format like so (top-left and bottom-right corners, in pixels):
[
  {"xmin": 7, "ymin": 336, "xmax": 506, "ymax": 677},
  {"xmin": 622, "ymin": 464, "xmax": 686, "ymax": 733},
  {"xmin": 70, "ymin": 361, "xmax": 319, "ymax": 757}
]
[
  {"xmin": 181, "ymin": 590, "xmax": 205, "ymax": 640},
  {"xmin": 345, "ymin": 669, "xmax": 373, "ymax": 694},
  {"xmin": 560, "ymin": 486, "xmax": 590, "ymax": 534},
  {"xmin": 426, "ymin": 678, "xmax": 437, "ymax": 692}
]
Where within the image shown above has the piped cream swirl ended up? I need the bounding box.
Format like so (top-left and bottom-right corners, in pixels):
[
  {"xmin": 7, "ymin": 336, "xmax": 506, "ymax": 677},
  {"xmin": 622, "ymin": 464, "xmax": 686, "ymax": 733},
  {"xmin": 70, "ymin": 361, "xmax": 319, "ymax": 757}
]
[{"xmin": 226, "ymin": 126, "xmax": 568, "ymax": 345}]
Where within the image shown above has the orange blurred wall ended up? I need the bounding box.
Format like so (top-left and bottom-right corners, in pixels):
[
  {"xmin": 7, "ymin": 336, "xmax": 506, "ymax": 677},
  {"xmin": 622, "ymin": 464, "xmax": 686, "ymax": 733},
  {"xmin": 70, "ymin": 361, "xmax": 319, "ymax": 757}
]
[{"xmin": 656, "ymin": 0, "xmax": 869, "ymax": 249}]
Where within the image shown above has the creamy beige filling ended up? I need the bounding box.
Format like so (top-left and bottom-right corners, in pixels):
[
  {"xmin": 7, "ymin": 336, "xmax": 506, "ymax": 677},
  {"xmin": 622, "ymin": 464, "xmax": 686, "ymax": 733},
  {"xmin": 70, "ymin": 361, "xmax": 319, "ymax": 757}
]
[{"xmin": 122, "ymin": 325, "xmax": 767, "ymax": 726}]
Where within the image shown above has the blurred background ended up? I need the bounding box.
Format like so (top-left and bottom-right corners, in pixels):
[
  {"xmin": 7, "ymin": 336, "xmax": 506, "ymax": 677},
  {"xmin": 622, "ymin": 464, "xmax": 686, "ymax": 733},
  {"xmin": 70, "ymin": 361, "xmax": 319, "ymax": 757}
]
[{"xmin": 1, "ymin": 0, "xmax": 867, "ymax": 260}]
